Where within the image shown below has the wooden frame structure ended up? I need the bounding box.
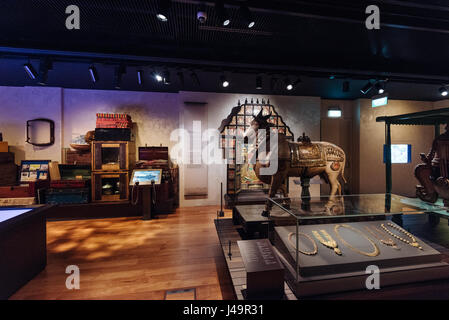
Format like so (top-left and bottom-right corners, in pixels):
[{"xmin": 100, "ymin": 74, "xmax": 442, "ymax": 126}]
[{"xmin": 376, "ymin": 107, "xmax": 449, "ymax": 194}]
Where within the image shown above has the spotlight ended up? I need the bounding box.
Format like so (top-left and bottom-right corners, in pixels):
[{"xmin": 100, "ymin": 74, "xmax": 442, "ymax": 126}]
[
  {"xmin": 190, "ymin": 71, "xmax": 200, "ymax": 86},
  {"xmin": 23, "ymin": 63, "xmax": 37, "ymax": 80},
  {"xmin": 240, "ymin": 6, "xmax": 255, "ymax": 28},
  {"xmin": 137, "ymin": 70, "xmax": 144, "ymax": 85},
  {"xmin": 376, "ymin": 81, "xmax": 386, "ymax": 94},
  {"xmin": 88, "ymin": 65, "xmax": 98, "ymax": 83},
  {"xmin": 114, "ymin": 65, "xmax": 126, "ymax": 89},
  {"xmin": 216, "ymin": 0, "xmax": 230, "ymax": 26},
  {"xmin": 156, "ymin": 0, "xmax": 171, "ymax": 22},
  {"xmin": 285, "ymin": 78, "xmax": 293, "ymax": 91},
  {"xmin": 256, "ymin": 76, "xmax": 263, "ymax": 90},
  {"xmin": 342, "ymin": 81, "xmax": 350, "ymax": 93},
  {"xmin": 153, "ymin": 70, "xmax": 163, "ymax": 82},
  {"xmin": 360, "ymin": 81, "xmax": 374, "ymax": 95},
  {"xmin": 221, "ymin": 75, "xmax": 229, "ymax": 88},
  {"xmin": 37, "ymin": 59, "xmax": 52, "ymax": 86},
  {"xmin": 163, "ymin": 70, "xmax": 171, "ymax": 85},
  {"xmin": 221, "ymin": 76, "xmax": 229, "ymax": 88},
  {"xmin": 439, "ymin": 86, "xmax": 448, "ymax": 97}
]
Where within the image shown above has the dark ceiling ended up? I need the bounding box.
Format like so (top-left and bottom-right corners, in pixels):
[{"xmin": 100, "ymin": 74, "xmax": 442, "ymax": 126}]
[{"xmin": 0, "ymin": 0, "xmax": 448, "ymax": 101}]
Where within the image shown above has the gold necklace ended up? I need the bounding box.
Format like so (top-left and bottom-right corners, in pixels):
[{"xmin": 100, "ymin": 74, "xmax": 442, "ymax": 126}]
[
  {"xmin": 312, "ymin": 230, "xmax": 342, "ymax": 255},
  {"xmin": 287, "ymin": 232, "xmax": 318, "ymax": 256},
  {"xmin": 365, "ymin": 226, "xmax": 400, "ymax": 250},
  {"xmin": 334, "ymin": 224, "xmax": 380, "ymax": 257},
  {"xmin": 381, "ymin": 223, "xmax": 423, "ymax": 250}
]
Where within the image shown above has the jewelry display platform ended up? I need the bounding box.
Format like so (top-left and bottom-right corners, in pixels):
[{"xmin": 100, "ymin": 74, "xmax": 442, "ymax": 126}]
[
  {"xmin": 232, "ymin": 205, "xmax": 294, "ymax": 237},
  {"xmin": 274, "ymin": 220, "xmax": 449, "ymax": 297}
]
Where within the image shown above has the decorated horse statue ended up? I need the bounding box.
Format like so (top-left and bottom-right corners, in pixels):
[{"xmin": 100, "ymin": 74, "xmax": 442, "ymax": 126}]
[{"xmin": 245, "ymin": 111, "xmax": 347, "ymax": 217}]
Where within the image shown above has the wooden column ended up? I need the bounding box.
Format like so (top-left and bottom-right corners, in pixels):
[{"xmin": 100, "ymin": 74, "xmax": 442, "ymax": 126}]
[{"xmin": 385, "ymin": 122, "xmax": 392, "ymax": 194}]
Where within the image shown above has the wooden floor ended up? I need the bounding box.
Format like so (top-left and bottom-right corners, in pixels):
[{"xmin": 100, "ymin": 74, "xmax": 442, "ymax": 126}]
[{"xmin": 10, "ymin": 206, "xmax": 235, "ymax": 300}]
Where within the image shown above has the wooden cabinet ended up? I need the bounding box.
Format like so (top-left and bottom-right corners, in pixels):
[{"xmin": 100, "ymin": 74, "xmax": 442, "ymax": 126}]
[
  {"xmin": 92, "ymin": 141, "xmax": 135, "ymax": 171},
  {"xmin": 92, "ymin": 171, "xmax": 129, "ymax": 202}
]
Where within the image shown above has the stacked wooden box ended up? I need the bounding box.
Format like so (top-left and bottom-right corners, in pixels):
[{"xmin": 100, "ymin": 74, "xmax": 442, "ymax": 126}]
[
  {"xmin": 0, "ymin": 152, "xmax": 17, "ymax": 186},
  {"xmin": 92, "ymin": 113, "xmax": 135, "ymax": 202}
]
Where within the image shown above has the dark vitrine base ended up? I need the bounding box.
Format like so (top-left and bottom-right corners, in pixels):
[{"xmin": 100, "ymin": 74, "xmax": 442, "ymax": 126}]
[{"xmin": 0, "ymin": 205, "xmax": 49, "ymax": 299}]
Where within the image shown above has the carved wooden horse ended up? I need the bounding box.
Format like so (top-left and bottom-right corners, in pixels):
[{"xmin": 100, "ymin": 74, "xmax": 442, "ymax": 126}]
[{"xmin": 245, "ymin": 112, "xmax": 347, "ymax": 217}]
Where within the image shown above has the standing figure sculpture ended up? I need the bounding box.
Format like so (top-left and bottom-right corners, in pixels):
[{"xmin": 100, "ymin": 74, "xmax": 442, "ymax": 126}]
[
  {"xmin": 415, "ymin": 121, "xmax": 449, "ymax": 205},
  {"xmin": 245, "ymin": 112, "xmax": 347, "ymax": 217}
]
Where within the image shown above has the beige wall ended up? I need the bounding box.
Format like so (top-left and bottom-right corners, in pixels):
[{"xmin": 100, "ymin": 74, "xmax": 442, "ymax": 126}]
[
  {"xmin": 321, "ymin": 98, "xmax": 448, "ymax": 197},
  {"xmin": 357, "ymin": 99, "xmax": 436, "ymax": 196},
  {"xmin": 321, "ymin": 100, "xmax": 357, "ymax": 194},
  {"xmin": 0, "ymin": 86, "xmax": 63, "ymax": 164}
]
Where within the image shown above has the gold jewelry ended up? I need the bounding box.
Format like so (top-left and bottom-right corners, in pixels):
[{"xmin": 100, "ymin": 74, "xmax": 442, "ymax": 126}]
[
  {"xmin": 334, "ymin": 224, "xmax": 380, "ymax": 257},
  {"xmin": 365, "ymin": 226, "xmax": 400, "ymax": 250},
  {"xmin": 381, "ymin": 223, "xmax": 423, "ymax": 250},
  {"xmin": 312, "ymin": 230, "xmax": 342, "ymax": 255},
  {"xmin": 287, "ymin": 232, "xmax": 318, "ymax": 256}
]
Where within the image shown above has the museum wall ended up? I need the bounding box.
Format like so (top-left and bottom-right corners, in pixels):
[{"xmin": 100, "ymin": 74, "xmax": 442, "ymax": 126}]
[
  {"xmin": 320, "ymin": 99, "xmax": 357, "ymax": 194},
  {"xmin": 0, "ymin": 86, "xmax": 63, "ymax": 163},
  {"xmin": 0, "ymin": 85, "xmax": 321, "ymax": 207},
  {"xmin": 356, "ymin": 99, "xmax": 435, "ymax": 197},
  {"xmin": 2, "ymin": 84, "xmax": 445, "ymax": 203}
]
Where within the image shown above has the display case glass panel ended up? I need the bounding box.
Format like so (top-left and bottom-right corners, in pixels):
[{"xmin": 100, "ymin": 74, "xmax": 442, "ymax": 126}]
[{"xmin": 269, "ymin": 193, "xmax": 448, "ymax": 287}]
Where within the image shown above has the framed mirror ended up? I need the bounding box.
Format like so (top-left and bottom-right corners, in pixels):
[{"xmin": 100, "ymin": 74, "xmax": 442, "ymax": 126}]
[{"xmin": 26, "ymin": 118, "xmax": 55, "ymax": 147}]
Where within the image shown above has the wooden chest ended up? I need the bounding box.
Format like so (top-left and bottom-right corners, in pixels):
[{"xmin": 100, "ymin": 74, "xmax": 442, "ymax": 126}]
[
  {"xmin": 64, "ymin": 149, "xmax": 92, "ymax": 165},
  {"xmin": 0, "ymin": 180, "xmax": 49, "ymax": 199},
  {"xmin": 0, "ymin": 163, "xmax": 17, "ymax": 186},
  {"xmin": 0, "ymin": 142, "xmax": 8, "ymax": 153}
]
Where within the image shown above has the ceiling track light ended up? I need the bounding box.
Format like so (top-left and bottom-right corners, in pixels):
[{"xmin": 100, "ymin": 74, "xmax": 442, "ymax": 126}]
[
  {"xmin": 88, "ymin": 65, "xmax": 98, "ymax": 83},
  {"xmin": 216, "ymin": 0, "xmax": 230, "ymax": 26},
  {"xmin": 375, "ymin": 81, "xmax": 386, "ymax": 94},
  {"xmin": 156, "ymin": 0, "xmax": 171, "ymax": 22},
  {"xmin": 221, "ymin": 75, "xmax": 229, "ymax": 88},
  {"xmin": 285, "ymin": 78, "xmax": 293, "ymax": 91},
  {"xmin": 163, "ymin": 70, "xmax": 171, "ymax": 85},
  {"xmin": 256, "ymin": 75, "xmax": 263, "ymax": 90},
  {"xmin": 137, "ymin": 70, "xmax": 144, "ymax": 85},
  {"xmin": 360, "ymin": 81, "xmax": 374, "ymax": 95},
  {"xmin": 177, "ymin": 71, "xmax": 185, "ymax": 88},
  {"xmin": 240, "ymin": 5, "xmax": 255, "ymax": 28},
  {"xmin": 114, "ymin": 64, "xmax": 126, "ymax": 89},
  {"xmin": 190, "ymin": 71, "xmax": 200, "ymax": 86},
  {"xmin": 23, "ymin": 62, "xmax": 37, "ymax": 80},
  {"xmin": 439, "ymin": 86, "xmax": 448, "ymax": 97},
  {"xmin": 37, "ymin": 58, "xmax": 52, "ymax": 86},
  {"xmin": 153, "ymin": 69, "xmax": 163, "ymax": 82},
  {"xmin": 270, "ymin": 77, "xmax": 278, "ymax": 92},
  {"xmin": 197, "ymin": 4, "xmax": 207, "ymax": 24}
]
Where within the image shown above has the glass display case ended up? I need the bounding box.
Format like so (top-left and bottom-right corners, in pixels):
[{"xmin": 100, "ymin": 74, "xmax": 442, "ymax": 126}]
[{"xmin": 268, "ymin": 193, "xmax": 449, "ymax": 297}]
